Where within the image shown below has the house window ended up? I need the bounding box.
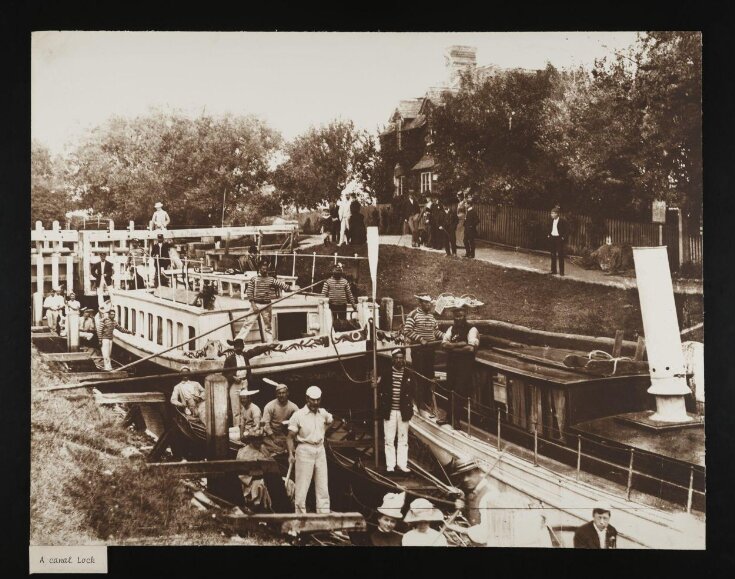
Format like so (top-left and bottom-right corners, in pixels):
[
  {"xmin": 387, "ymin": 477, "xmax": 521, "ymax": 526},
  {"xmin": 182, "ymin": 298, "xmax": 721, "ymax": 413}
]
[
  {"xmin": 399, "ymin": 176, "xmax": 405, "ymax": 197},
  {"xmin": 393, "ymin": 176, "xmax": 400, "ymax": 197},
  {"xmin": 421, "ymin": 172, "xmax": 432, "ymax": 193}
]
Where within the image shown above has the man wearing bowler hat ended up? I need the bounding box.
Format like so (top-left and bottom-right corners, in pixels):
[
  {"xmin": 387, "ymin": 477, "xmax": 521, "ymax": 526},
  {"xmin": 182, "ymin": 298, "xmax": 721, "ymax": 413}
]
[
  {"xmin": 150, "ymin": 201, "xmax": 170, "ymax": 231},
  {"xmin": 287, "ymin": 385, "xmax": 333, "ymax": 514}
]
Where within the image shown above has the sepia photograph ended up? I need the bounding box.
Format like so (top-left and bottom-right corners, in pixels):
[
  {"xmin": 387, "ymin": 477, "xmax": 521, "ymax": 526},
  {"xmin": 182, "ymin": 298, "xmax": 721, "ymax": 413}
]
[{"xmin": 28, "ymin": 30, "xmax": 704, "ymax": 561}]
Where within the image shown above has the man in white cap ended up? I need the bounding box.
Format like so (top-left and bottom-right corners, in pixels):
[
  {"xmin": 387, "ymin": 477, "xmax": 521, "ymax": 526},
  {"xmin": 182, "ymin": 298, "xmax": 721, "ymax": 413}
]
[
  {"xmin": 150, "ymin": 201, "xmax": 170, "ymax": 231},
  {"xmin": 261, "ymin": 383, "xmax": 299, "ymax": 452},
  {"xmin": 43, "ymin": 287, "xmax": 65, "ymax": 333},
  {"xmin": 403, "ymin": 294, "xmax": 444, "ymax": 416},
  {"xmin": 379, "ymin": 348, "xmax": 415, "ymax": 474},
  {"xmin": 170, "ymin": 366, "xmax": 205, "ymax": 420},
  {"xmin": 369, "ymin": 491, "xmax": 405, "ymax": 546},
  {"xmin": 238, "ymin": 386, "xmax": 262, "ymax": 440},
  {"xmin": 287, "ymin": 385, "xmax": 333, "ymax": 514},
  {"xmin": 574, "ymin": 501, "xmax": 617, "ymax": 549}
]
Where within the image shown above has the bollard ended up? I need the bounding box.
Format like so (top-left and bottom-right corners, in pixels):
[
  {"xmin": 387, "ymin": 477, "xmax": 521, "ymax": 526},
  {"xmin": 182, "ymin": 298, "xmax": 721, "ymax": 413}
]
[
  {"xmin": 380, "ymin": 297, "xmax": 394, "ymax": 331},
  {"xmin": 205, "ymin": 373, "xmax": 231, "ymax": 497},
  {"xmin": 32, "ymin": 292, "xmax": 44, "ymax": 326},
  {"xmin": 67, "ymin": 309, "xmax": 80, "ymax": 352}
]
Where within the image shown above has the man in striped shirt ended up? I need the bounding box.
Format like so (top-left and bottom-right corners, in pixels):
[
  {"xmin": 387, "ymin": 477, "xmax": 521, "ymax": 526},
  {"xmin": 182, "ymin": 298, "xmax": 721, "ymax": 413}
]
[
  {"xmin": 99, "ymin": 308, "xmax": 133, "ymax": 370},
  {"xmin": 379, "ymin": 349, "xmax": 415, "ymax": 473},
  {"xmin": 403, "ymin": 294, "xmax": 444, "ymax": 416},
  {"xmin": 322, "ymin": 264, "xmax": 357, "ymax": 323},
  {"xmin": 243, "ymin": 262, "xmax": 289, "ymax": 343}
]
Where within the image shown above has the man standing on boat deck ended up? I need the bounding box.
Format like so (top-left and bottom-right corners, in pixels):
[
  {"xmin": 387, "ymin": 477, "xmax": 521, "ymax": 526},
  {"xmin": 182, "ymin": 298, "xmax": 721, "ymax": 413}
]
[
  {"xmin": 261, "ymin": 383, "xmax": 299, "ymax": 453},
  {"xmin": 244, "ymin": 262, "xmax": 289, "ymax": 343},
  {"xmin": 379, "ymin": 348, "xmax": 415, "ymax": 474},
  {"xmin": 150, "ymin": 233, "xmax": 173, "ymax": 287},
  {"xmin": 223, "ymin": 338, "xmax": 277, "ymax": 427},
  {"xmin": 43, "ymin": 287, "xmax": 65, "ymax": 333},
  {"xmin": 287, "ymin": 385, "xmax": 333, "ymax": 514},
  {"xmin": 149, "ymin": 201, "xmax": 170, "ymax": 231},
  {"xmin": 170, "ymin": 366, "xmax": 205, "ymax": 419},
  {"xmin": 322, "ymin": 264, "xmax": 357, "ymax": 323},
  {"xmin": 238, "ymin": 386, "xmax": 262, "ymax": 439},
  {"xmin": 99, "ymin": 308, "xmax": 133, "ymax": 371},
  {"xmin": 441, "ymin": 304, "xmax": 480, "ymax": 428},
  {"xmin": 574, "ymin": 501, "xmax": 617, "ymax": 549},
  {"xmin": 91, "ymin": 253, "xmax": 114, "ymax": 293},
  {"xmin": 403, "ymin": 295, "xmax": 444, "ymax": 417}
]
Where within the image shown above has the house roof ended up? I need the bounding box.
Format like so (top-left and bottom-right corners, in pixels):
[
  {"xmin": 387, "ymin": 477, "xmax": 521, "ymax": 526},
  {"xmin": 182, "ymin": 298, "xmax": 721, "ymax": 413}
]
[
  {"xmin": 411, "ymin": 154, "xmax": 435, "ymax": 171},
  {"xmin": 396, "ymin": 98, "xmax": 423, "ymax": 119}
]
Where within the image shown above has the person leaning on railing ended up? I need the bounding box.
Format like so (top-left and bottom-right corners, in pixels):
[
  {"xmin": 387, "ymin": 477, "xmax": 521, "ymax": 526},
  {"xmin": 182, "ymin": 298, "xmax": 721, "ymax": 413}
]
[
  {"xmin": 244, "ymin": 262, "xmax": 289, "ymax": 343},
  {"xmin": 321, "ymin": 263, "xmax": 357, "ymax": 323}
]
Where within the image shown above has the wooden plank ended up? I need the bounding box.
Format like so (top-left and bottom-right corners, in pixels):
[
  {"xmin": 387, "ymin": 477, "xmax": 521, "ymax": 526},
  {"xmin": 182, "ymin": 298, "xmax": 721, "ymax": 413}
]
[
  {"xmin": 30, "ymin": 332, "xmax": 57, "ymax": 339},
  {"xmin": 70, "ymin": 371, "xmax": 130, "ymax": 381},
  {"xmin": 148, "ymin": 459, "xmax": 281, "ymax": 476},
  {"xmin": 225, "ymin": 512, "xmax": 366, "ymax": 535},
  {"xmin": 94, "ymin": 391, "xmax": 166, "ymax": 404},
  {"xmin": 40, "ymin": 351, "xmax": 96, "ymax": 362},
  {"xmin": 146, "ymin": 429, "xmax": 174, "ymax": 462}
]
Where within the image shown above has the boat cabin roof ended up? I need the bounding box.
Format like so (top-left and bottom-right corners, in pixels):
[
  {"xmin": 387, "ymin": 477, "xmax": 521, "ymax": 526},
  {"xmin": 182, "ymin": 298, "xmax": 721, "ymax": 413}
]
[{"xmin": 475, "ymin": 344, "xmax": 649, "ymax": 387}]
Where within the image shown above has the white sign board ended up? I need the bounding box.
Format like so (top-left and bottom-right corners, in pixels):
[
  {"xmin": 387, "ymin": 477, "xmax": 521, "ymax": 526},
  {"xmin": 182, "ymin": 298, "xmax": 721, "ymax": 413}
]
[{"xmin": 652, "ymin": 200, "xmax": 667, "ymax": 224}]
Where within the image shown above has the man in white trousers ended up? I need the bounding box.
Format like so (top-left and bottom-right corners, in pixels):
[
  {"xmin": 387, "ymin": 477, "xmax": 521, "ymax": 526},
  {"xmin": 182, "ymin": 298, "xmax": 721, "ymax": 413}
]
[
  {"xmin": 287, "ymin": 386, "xmax": 333, "ymax": 513},
  {"xmin": 379, "ymin": 349, "xmax": 416, "ymax": 473}
]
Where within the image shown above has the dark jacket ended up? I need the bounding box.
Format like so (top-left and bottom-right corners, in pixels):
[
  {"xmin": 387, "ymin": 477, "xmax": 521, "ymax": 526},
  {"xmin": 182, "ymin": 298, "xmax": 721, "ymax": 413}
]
[
  {"xmin": 464, "ymin": 207, "xmax": 479, "ymax": 235},
  {"xmin": 222, "ymin": 345, "xmax": 274, "ymax": 385},
  {"xmin": 379, "ymin": 363, "xmax": 415, "ymax": 421},
  {"xmin": 573, "ymin": 521, "xmax": 618, "ymax": 549},
  {"xmin": 150, "ymin": 241, "xmax": 173, "ymax": 262},
  {"xmin": 439, "ymin": 209, "xmax": 458, "ymax": 232},
  {"xmin": 548, "ymin": 217, "xmax": 569, "ymax": 240},
  {"xmin": 91, "ymin": 259, "xmax": 114, "ymax": 286}
]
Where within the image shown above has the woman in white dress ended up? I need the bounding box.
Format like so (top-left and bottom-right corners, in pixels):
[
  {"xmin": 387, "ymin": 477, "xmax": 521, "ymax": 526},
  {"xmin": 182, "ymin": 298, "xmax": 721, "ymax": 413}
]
[{"xmin": 401, "ymin": 498, "xmax": 448, "ymax": 547}]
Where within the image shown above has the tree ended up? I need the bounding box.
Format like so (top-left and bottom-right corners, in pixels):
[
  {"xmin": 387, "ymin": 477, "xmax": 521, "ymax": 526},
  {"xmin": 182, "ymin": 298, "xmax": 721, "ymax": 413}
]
[
  {"xmin": 274, "ymin": 120, "xmax": 378, "ymax": 209},
  {"xmin": 65, "ymin": 111, "xmax": 282, "ymax": 226},
  {"xmin": 432, "ymin": 65, "xmax": 568, "ymax": 206},
  {"xmin": 31, "ymin": 141, "xmax": 68, "ymax": 226}
]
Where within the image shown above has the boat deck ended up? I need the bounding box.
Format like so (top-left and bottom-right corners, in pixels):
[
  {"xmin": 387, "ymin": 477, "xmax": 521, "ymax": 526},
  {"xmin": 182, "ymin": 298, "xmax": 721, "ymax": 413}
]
[{"xmin": 573, "ymin": 416, "xmax": 705, "ymax": 468}]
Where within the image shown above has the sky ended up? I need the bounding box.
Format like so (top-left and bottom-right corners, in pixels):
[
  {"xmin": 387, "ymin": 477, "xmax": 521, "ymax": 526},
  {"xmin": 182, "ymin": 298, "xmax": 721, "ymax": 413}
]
[{"xmin": 32, "ymin": 31, "xmax": 641, "ymax": 155}]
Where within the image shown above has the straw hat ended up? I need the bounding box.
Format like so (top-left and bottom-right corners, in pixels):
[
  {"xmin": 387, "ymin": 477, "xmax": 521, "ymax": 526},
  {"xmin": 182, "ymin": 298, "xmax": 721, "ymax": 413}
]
[
  {"xmin": 305, "ymin": 385, "xmax": 322, "ymax": 399},
  {"xmin": 404, "ymin": 498, "xmax": 444, "ymax": 523},
  {"xmin": 391, "ymin": 348, "xmax": 404, "ymax": 357},
  {"xmin": 452, "ymin": 456, "xmax": 486, "ymax": 476},
  {"xmin": 154, "ymin": 202, "xmax": 163, "ymax": 208},
  {"xmin": 414, "ymin": 294, "xmax": 433, "ymax": 303},
  {"xmin": 377, "ymin": 492, "xmax": 405, "ymax": 519},
  {"xmin": 238, "ymin": 387, "xmax": 260, "ymax": 398},
  {"xmin": 275, "ymin": 383, "xmax": 289, "ymax": 393},
  {"xmin": 593, "ymin": 500, "xmax": 612, "ymax": 515},
  {"xmin": 242, "ymin": 427, "xmax": 266, "ymax": 442}
]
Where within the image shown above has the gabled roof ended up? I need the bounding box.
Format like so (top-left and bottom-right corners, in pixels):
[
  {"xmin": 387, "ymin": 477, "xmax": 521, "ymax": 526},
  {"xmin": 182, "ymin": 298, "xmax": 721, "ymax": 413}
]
[{"xmin": 411, "ymin": 154, "xmax": 435, "ymax": 171}]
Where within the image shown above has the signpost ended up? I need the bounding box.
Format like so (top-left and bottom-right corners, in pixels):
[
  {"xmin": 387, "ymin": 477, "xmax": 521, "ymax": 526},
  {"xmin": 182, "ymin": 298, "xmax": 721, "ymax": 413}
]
[{"xmin": 652, "ymin": 200, "xmax": 666, "ymax": 246}]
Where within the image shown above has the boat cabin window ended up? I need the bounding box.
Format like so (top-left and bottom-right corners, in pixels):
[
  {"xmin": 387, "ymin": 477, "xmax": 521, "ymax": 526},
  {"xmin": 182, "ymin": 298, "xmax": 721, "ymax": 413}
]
[
  {"xmin": 156, "ymin": 316, "xmax": 163, "ymax": 345},
  {"xmin": 117, "ymin": 305, "xmax": 121, "ymax": 320},
  {"xmin": 275, "ymin": 311, "xmax": 309, "ymax": 341},
  {"xmin": 166, "ymin": 319, "xmax": 173, "ymax": 347},
  {"xmin": 138, "ymin": 311, "xmax": 144, "ymax": 337},
  {"xmin": 493, "ymin": 372, "xmax": 508, "ymax": 416},
  {"xmin": 187, "ymin": 326, "xmax": 196, "ymax": 351},
  {"xmin": 177, "ymin": 322, "xmax": 184, "ymax": 349},
  {"xmin": 123, "ymin": 307, "xmax": 129, "ymax": 330},
  {"xmin": 131, "ymin": 308, "xmax": 136, "ymax": 333},
  {"xmin": 148, "ymin": 313, "xmax": 153, "ymax": 341}
]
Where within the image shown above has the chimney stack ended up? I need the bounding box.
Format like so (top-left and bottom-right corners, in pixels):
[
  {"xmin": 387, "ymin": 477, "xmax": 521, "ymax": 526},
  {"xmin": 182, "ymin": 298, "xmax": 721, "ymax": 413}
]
[{"xmin": 445, "ymin": 45, "xmax": 477, "ymax": 88}]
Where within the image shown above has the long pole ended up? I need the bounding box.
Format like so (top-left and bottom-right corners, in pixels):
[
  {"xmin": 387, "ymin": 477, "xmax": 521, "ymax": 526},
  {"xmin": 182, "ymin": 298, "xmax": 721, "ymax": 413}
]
[
  {"xmin": 221, "ymin": 190, "xmax": 226, "ymax": 229},
  {"xmin": 367, "ymin": 226, "xmax": 380, "ymax": 468}
]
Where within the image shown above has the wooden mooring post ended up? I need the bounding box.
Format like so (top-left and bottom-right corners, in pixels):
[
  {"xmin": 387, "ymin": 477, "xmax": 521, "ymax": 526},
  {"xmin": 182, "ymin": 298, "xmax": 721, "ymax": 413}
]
[
  {"xmin": 66, "ymin": 309, "xmax": 80, "ymax": 352},
  {"xmin": 204, "ymin": 373, "xmax": 239, "ymax": 501}
]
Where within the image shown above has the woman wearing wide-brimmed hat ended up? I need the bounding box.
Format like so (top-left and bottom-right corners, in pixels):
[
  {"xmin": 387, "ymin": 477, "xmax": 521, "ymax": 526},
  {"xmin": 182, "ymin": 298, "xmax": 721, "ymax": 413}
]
[
  {"xmin": 368, "ymin": 491, "xmax": 406, "ymax": 546},
  {"xmin": 401, "ymin": 498, "xmax": 447, "ymax": 546}
]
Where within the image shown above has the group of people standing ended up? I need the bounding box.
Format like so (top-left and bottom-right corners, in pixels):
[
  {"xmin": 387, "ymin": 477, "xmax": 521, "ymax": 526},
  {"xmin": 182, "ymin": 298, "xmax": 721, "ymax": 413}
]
[
  {"xmin": 404, "ymin": 190, "xmax": 479, "ymax": 258},
  {"xmin": 322, "ymin": 192, "xmax": 366, "ymax": 246}
]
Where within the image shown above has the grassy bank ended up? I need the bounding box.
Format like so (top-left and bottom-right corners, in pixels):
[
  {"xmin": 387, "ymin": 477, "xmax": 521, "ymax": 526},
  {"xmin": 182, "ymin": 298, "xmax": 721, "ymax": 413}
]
[
  {"xmin": 283, "ymin": 242, "xmax": 703, "ymax": 341},
  {"xmin": 30, "ymin": 348, "xmax": 280, "ymax": 546}
]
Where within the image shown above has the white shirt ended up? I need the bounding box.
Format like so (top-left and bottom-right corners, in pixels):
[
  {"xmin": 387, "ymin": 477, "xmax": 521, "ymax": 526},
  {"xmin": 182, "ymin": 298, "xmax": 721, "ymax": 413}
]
[
  {"xmin": 551, "ymin": 217, "xmax": 560, "ymax": 236},
  {"xmin": 43, "ymin": 295, "xmax": 65, "ymax": 311},
  {"xmin": 442, "ymin": 326, "xmax": 480, "ymax": 347},
  {"xmin": 595, "ymin": 524, "xmax": 607, "ymax": 549},
  {"xmin": 151, "ymin": 209, "xmax": 170, "ymax": 230},
  {"xmin": 402, "ymin": 527, "xmax": 448, "ymax": 547},
  {"xmin": 234, "ymin": 353, "xmax": 249, "ymax": 379},
  {"xmin": 288, "ymin": 405, "xmax": 334, "ymax": 445}
]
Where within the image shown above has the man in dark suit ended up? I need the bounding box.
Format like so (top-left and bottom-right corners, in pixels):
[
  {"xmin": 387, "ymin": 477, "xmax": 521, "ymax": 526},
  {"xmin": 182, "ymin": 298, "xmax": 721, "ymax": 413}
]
[
  {"xmin": 439, "ymin": 203, "xmax": 458, "ymax": 256},
  {"xmin": 91, "ymin": 252, "xmax": 114, "ymax": 290},
  {"xmin": 150, "ymin": 233, "xmax": 173, "ymax": 287},
  {"xmin": 548, "ymin": 205, "xmax": 569, "ymax": 276},
  {"xmin": 463, "ymin": 196, "xmax": 479, "ymax": 258},
  {"xmin": 573, "ymin": 502, "xmax": 618, "ymax": 549}
]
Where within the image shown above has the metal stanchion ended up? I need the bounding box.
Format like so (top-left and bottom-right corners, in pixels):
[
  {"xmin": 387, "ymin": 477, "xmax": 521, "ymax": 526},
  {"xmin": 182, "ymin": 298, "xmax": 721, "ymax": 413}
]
[
  {"xmin": 467, "ymin": 396, "xmax": 471, "ymax": 436},
  {"xmin": 686, "ymin": 466, "xmax": 694, "ymax": 513},
  {"xmin": 311, "ymin": 252, "xmax": 316, "ymax": 285},
  {"xmin": 626, "ymin": 448, "xmax": 635, "ymax": 500},
  {"xmin": 533, "ymin": 421, "xmax": 538, "ymax": 466},
  {"xmin": 497, "ymin": 409, "xmax": 501, "ymax": 451},
  {"xmin": 576, "ymin": 435, "xmax": 582, "ymax": 480},
  {"xmin": 450, "ymin": 390, "xmax": 455, "ymax": 429}
]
